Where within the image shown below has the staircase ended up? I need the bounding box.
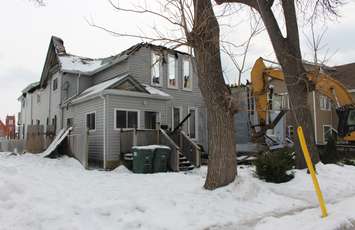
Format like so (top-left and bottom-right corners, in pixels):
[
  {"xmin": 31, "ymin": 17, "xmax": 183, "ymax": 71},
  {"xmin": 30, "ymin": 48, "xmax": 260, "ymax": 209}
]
[{"xmin": 178, "ymin": 152, "xmax": 195, "ymax": 171}]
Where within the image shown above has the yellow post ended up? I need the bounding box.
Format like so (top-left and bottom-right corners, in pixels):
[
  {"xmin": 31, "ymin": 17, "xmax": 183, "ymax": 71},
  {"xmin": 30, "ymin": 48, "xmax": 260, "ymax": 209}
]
[{"xmin": 297, "ymin": 126, "xmax": 328, "ymax": 218}]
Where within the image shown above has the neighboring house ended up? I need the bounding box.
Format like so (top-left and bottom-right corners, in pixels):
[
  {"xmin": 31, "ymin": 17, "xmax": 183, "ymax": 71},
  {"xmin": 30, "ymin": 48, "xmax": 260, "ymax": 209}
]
[
  {"xmin": 18, "ymin": 36, "xmax": 207, "ymax": 169},
  {"xmin": 0, "ymin": 116, "xmax": 16, "ymax": 139},
  {"xmin": 264, "ymin": 62, "xmax": 355, "ymax": 145},
  {"xmin": 0, "ymin": 120, "xmax": 7, "ymax": 139}
]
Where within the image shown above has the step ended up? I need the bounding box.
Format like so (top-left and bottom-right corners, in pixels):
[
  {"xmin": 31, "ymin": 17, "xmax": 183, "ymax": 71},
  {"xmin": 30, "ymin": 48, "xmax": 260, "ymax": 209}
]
[
  {"xmin": 179, "ymin": 162, "xmax": 192, "ymax": 167},
  {"xmin": 179, "ymin": 165, "xmax": 195, "ymax": 171}
]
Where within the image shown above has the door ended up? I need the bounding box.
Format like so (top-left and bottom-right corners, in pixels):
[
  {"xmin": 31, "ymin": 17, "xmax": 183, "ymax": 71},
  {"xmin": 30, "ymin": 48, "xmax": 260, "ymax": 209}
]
[{"xmin": 145, "ymin": 111, "xmax": 158, "ymax": 129}]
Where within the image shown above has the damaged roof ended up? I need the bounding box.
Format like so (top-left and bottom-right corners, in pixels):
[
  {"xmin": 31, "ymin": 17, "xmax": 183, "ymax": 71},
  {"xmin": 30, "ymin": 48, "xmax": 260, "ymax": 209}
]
[{"xmin": 326, "ymin": 63, "xmax": 355, "ymax": 90}]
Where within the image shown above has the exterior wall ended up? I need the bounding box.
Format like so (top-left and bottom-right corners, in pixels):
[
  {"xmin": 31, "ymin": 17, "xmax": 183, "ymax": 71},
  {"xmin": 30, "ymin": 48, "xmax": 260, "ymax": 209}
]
[
  {"xmin": 67, "ymin": 98, "xmax": 104, "ymax": 165},
  {"xmin": 105, "ymin": 95, "xmax": 170, "ymax": 165},
  {"xmin": 49, "ymin": 72, "xmax": 62, "ymax": 132},
  {"xmin": 127, "ymin": 47, "xmax": 204, "ymax": 133},
  {"xmin": 93, "ymin": 61, "xmax": 129, "ymax": 85},
  {"xmin": 232, "ymin": 87, "xmax": 251, "ymax": 144},
  {"xmin": 61, "ymin": 73, "xmax": 78, "ymax": 101}
]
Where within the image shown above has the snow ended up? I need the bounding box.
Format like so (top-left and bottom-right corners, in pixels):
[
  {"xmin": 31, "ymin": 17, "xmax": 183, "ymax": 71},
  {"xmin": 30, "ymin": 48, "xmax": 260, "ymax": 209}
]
[
  {"xmin": 0, "ymin": 153, "xmax": 355, "ymax": 230},
  {"xmin": 143, "ymin": 84, "xmax": 171, "ymax": 97},
  {"xmin": 133, "ymin": 145, "xmax": 170, "ymax": 150},
  {"xmin": 58, "ymin": 55, "xmax": 108, "ymax": 74},
  {"xmin": 72, "ymin": 75, "xmax": 128, "ymax": 103}
]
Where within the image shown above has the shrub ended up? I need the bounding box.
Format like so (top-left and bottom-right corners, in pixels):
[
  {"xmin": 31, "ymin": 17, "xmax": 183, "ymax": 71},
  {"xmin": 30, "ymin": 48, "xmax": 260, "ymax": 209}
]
[
  {"xmin": 254, "ymin": 147, "xmax": 295, "ymax": 183},
  {"xmin": 319, "ymin": 136, "xmax": 339, "ymax": 164}
]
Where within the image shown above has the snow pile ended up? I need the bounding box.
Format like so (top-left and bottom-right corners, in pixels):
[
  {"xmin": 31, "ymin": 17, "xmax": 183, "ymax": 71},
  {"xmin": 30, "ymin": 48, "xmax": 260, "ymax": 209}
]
[
  {"xmin": 0, "ymin": 152, "xmax": 355, "ymax": 230},
  {"xmin": 59, "ymin": 55, "xmax": 107, "ymax": 74}
]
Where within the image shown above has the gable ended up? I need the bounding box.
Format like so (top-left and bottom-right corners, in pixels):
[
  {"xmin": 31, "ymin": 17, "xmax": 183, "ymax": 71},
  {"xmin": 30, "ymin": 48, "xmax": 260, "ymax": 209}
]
[{"xmin": 111, "ymin": 79, "xmax": 147, "ymax": 93}]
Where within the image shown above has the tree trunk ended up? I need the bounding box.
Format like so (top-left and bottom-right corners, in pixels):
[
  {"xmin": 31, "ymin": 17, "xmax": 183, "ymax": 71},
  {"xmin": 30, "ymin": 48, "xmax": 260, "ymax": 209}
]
[
  {"xmin": 191, "ymin": 0, "xmax": 237, "ymax": 189},
  {"xmin": 280, "ymin": 57, "xmax": 320, "ymax": 168}
]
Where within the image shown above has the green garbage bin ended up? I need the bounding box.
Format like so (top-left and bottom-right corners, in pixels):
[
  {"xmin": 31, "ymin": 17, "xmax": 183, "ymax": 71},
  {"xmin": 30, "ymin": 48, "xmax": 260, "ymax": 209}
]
[
  {"xmin": 132, "ymin": 146, "xmax": 155, "ymax": 173},
  {"xmin": 153, "ymin": 146, "xmax": 171, "ymax": 173}
]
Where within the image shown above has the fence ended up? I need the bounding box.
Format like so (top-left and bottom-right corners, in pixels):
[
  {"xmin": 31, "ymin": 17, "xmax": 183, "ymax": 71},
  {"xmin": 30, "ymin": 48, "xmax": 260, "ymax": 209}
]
[
  {"xmin": 67, "ymin": 129, "xmax": 89, "ymax": 169},
  {"xmin": 119, "ymin": 129, "xmax": 180, "ymax": 171},
  {"xmin": 0, "ymin": 139, "xmax": 25, "ymax": 153}
]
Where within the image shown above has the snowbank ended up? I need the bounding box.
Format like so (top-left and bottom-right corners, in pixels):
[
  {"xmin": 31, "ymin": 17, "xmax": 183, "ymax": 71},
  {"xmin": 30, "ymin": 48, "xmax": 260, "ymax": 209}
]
[{"xmin": 0, "ymin": 153, "xmax": 355, "ymax": 230}]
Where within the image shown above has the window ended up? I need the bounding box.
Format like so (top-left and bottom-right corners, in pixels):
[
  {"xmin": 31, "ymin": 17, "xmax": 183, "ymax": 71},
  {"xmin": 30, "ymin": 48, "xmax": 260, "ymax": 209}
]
[
  {"xmin": 168, "ymin": 55, "xmax": 177, "ymax": 88},
  {"xmin": 67, "ymin": 118, "xmax": 73, "ymax": 128},
  {"xmin": 115, "ymin": 109, "xmax": 139, "ymax": 129},
  {"xmin": 323, "ymin": 125, "xmax": 333, "ymax": 143},
  {"xmin": 86, "ymin": 112, "xmax": 96, "ymax": 131},
  {"xmin": 151, "ymin": 52, "xmax": 162, "ymax": 86},
  {"xmin": 145, "ymin": 111, "xmax": 158, "ymax": 129},
  {"xmin": 36, "ymin": 120, "xmax": 40, "ymax": 125},
  {"xmin": 22, "ymin": 99, "xmax": 25, "ymax": 108},
  {"xmin": 320, "ymin": 95, "xmax": 331, "ymax": 111},
  {"xmin": 172, "ymin": 107, "xmax": 182, "ymax": 129},
  {"xmin": 37, "ymin": 94, "xmax": 41, "ymax": 104},
  {"xmin": 188, "ymin": 108, "xmax": 197, "ymax": 139},
  {"xmin": 347, "ymin": 110, "xmax": 355, "ymax": 126},
  {"xmin": 53, "ymin": 78, "xmax": 58, "ymax": 91},
  {"xmin": 287, "ymin": 126, "xmax": 294, "ymax": 138},
  {"xmin": 183, "ymin": 58, "xmax": 192, "ymax": 90}
]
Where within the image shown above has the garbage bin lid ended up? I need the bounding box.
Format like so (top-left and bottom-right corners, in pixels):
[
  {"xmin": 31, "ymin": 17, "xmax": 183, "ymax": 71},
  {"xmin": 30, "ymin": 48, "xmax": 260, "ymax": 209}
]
[{"xmin": 133, "ymin": 145, "xmax": 170, "ymax": 150}]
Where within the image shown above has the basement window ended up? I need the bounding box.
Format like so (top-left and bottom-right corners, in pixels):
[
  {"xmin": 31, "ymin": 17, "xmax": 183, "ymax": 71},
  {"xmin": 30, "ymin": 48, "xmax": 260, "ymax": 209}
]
[{"xmin": 86, "ymin": 112, "xmax": 96, "ymax": 131}]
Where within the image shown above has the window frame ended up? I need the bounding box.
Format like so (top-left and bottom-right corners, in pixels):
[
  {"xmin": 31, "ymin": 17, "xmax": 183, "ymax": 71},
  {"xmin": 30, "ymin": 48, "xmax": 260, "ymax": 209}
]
[
  {"xmin": 188, "ymin": 107, "xmax": 198, "ymax": 140},
  {"xmin": 323, "ymin": 124, "xmax": 332, "ymax": 144},
  {"xmin": 182, "ymin": 57, "xmax": 193, "ymax": 91},
  {"xmin": 319, "ymin": 95, "xmax": 331, "ymax": 111},
  {"xmin": 114, "ymin": 108, "xmax": 140, "ymax": 130},
  {"xmin": 85, "ymin": 111, "xmax": 96, "ymax": 132},
  {"xmin": 171, "ymin": 106, "xmax": 183, "ymax": 130},
  {"xmin": 53, "ymin": 78, "xmax": 58, "ymax": 91},
  {"xmin": 167, "ymin": 54, "xmax": 178, "ymax": 89},
  {"xmin": 151, "ymin": 52, "xmax": 163, "ymax": 87}
]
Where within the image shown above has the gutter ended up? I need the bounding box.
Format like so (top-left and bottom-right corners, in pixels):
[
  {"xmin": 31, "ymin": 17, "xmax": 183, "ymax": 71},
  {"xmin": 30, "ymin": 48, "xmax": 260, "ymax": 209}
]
[{"xmin": 100, "ymin": 93, "xmax": 107, "ymax": 170}]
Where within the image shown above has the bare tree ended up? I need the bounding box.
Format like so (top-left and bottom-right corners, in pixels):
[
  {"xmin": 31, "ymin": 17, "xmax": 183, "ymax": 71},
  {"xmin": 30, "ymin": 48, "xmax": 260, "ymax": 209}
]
[
  {"xmin": 222, "ymin": 12, "xmax": 264, "ymax": 85},
  {"xmin": 216, "ymin": 0, "xmax": 344, "ymax": 169}
]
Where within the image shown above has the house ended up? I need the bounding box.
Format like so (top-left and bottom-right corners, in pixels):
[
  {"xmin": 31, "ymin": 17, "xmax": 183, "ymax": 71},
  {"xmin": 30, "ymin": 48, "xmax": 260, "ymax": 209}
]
[
  {"xmin": 264, "ymin": 62, "xmax": 355, "ymax": 145},
  {"xmin": 18, "ymin": 36, "xmax": 207, "ymax": 169},
  {"xmin": 0, "ymin": 116, "xmax": 16, "ymax": 139}
]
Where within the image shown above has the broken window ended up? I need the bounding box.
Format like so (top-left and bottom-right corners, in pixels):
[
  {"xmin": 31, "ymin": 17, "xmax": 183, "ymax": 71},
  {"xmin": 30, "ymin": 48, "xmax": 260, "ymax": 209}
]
[
  {"xmin": 183, "ymin": 58, "xmax": 192, "ymax": 90},
  {"xmin": 151, "ymin": 52, "xmax": 162, "ymax": 86},
  {"xmin": 168, "ymin": 54, "xmax": 177, "ymax": 88},
  {"xmin": 323, "ymin": 125, "xmax": 333, "ymax": 143},
  {"xmin": 320, "ymin": 95, "xmax": 331, "ymax": 111}
]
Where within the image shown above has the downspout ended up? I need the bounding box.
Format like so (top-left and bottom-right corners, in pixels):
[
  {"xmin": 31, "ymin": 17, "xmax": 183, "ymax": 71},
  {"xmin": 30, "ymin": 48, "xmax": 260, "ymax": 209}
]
[
  {"xmin": 100, "ymin": 93, "xmax": 107, "ymax": 170},
  {"xmin": 77, "ymin": 73, "xmax": 81, "ymax": 95},
  {"xmin": 312, "ymin": 91, "xmax": 318, "ymax": 144}
]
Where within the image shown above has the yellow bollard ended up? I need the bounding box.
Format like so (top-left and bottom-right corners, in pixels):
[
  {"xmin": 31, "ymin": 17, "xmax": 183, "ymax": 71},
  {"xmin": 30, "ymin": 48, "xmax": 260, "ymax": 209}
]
[{"xmin": 297, "ymin": 126, "xmax": 328, "ymax": 218}]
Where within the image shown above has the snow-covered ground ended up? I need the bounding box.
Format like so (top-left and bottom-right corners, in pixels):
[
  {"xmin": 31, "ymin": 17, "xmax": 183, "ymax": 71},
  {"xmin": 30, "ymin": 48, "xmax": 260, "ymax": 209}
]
[{"xmin": 1, "ymin": 152, "xmax": 355, "ymax": 230}]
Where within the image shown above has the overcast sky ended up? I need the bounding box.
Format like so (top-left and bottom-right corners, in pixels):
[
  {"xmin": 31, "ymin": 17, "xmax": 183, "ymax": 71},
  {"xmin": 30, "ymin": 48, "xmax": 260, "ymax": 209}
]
[{"xmin": 0, "ymin": 0, "xmax": 354, "ymax": 121}]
